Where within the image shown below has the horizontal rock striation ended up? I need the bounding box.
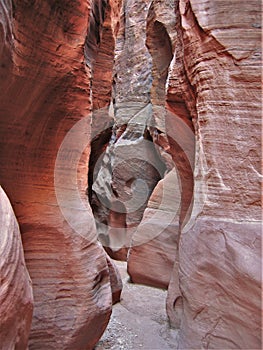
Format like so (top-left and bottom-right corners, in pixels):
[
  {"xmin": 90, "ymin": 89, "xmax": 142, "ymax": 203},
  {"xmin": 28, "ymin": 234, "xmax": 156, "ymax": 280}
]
[
  {"xmin": 89, "ymin": 0, "xmax": 262, "ymax": 349},
  {"xmin": 0, "ymin": 0, "xmax": 122, "ymax": 349},
  {"xmin": 0, "ymin": 0, "xmax": 261, "ymax": 349},
  {"xmin": 127, "ymin": 168, "xmax": 180, "ymax": 289},
  {"xmin": 0, "ymin": 186, "xmax": 33, "ymax": 350},
  {"xmin": 166, "ymin": 0, "xmax": 262, "ymax": 348}
]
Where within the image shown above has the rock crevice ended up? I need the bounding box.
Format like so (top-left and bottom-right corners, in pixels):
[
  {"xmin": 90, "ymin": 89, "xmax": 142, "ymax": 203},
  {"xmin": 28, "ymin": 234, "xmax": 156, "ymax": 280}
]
[{"xmin": 0, "ymin": 0, "xmax": 261, "ymax": 349}]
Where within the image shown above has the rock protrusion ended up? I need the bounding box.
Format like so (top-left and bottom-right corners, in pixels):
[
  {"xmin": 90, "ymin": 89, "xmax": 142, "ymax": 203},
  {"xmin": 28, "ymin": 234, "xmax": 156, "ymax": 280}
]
[{"xmin": 0, "ymin": 187, "xmax": 33, "ymax": 350}]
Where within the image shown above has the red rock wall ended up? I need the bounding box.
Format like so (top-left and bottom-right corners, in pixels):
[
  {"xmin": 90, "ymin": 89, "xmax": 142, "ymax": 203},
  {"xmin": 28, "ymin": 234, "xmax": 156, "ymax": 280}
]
[
  {"xmin": 167, "ymin": 1, "xmax": 262, "ymax": 348},
  {"xmin": 0, "ymin": 0, "xmax": 261, "ymax": 349},
  {"xmin": 0, "ymin": 187, "xmax": 33, "ymax": 349},
  {"xmin": 89, "ymin": 0, "xmax": 261, "ymax": 348},
  {"xmin": 0, "ymin": 0, "xmax": 121, "ymax": 349}
]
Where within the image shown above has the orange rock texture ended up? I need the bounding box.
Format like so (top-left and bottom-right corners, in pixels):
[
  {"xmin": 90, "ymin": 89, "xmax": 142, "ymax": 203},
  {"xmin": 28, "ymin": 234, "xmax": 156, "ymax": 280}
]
[
  {"xmin": 0, "ymin": 187, "xmax": 33, "ymax": 349},
  {"xmin": 167, "ymin": 1, "xmax": 261, "ymax": 348},
  {"xmin": 0, "ymin": 0, "xmax": 121, "ymax": 349},
  {"xmin": 0, "ymin": 0, "xmax": 261, "ymax": 349},
  {"xmin": 90, "ymin": 0, "xmax": 261, "ymax": 348}
]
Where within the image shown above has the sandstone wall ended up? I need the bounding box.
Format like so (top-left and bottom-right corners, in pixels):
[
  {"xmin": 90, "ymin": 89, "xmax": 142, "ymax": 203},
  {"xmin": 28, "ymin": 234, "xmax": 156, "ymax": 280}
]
[
  {"xmin": 0, "ymin": 187, "xmax": 33, "ymax": 349},
  {"xmin": 90, "ymin": 0, "xmax": 261, "ymax": 348},
  {"xmin": 0, "ymin": 0, "xmax": 261, "ymax": 349},
  {"xmin": 0, "ymin": 0, "xmax": 121, "ymax": 349},
  {"xmin": 167, "ymin": 1, "xmax": 262, "ymax": 348}
]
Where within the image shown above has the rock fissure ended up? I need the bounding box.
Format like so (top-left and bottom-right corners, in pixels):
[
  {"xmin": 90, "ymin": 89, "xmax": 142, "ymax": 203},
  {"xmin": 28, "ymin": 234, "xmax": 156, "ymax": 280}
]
[{"xmin": 0, "ymin": 0, "xmax": 261, "ymax": 349}]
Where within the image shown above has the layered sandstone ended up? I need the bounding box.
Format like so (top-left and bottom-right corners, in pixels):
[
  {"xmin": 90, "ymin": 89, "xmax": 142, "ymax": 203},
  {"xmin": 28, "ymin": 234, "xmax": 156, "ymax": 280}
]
[
  {"xmin": 0, "ymin": 0, "xmax": 261, "ymax": 349},
  {"xmin": 127, "ymin": 168, "xmax": 180, "ymax": 289},
  {"xmin": 0, "ymin": 187, "xmax": 33, "ymax": 350},
  {"xmin": 89, "ymin": 0, "xmax": 164, "ymax": 260},
  {"xmin": 166, "ymin": 0, "xmax": 261, "ymax": 348},
  {"xmin": 90, "ymin": 0, "xmax": 261, "ymax": 348},
  {"xmin": 0, "ymin": 0, "xmax": 121, "ymax": 349}
]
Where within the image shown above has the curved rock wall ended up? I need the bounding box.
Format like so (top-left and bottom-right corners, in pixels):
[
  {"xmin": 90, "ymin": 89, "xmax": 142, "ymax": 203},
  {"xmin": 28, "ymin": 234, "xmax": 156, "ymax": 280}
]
[
  {"xmin": 0, "ymin": 0, "xmax": 121, "ymax": 349},
  {"xmin": 0, "ymin": 187, "xmax": 33, "ymax": 350},
  {"xmin": 89, "ymin": 0, "xmax": 261, "ymax": 348},
  {"xmin": 0, "ymin": 0, "xmax": 261, "ymax": 349},
  {"xmin": 167, "ymin": 1, "xmax": 262, "ymax": 348}
]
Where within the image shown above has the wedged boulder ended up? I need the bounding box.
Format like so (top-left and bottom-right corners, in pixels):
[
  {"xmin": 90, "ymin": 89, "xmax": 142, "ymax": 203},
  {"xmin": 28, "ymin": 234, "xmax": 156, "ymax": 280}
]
[{"xmin": 0, "ymin": 186, "xmax": 33, "ymax": 350}]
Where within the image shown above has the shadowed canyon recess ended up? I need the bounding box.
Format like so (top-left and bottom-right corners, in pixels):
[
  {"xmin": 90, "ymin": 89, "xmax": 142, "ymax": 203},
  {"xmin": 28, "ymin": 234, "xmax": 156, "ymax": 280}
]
[{"xmin": 0, "ymin": 0, "xmax": 261, "ymax": 349}]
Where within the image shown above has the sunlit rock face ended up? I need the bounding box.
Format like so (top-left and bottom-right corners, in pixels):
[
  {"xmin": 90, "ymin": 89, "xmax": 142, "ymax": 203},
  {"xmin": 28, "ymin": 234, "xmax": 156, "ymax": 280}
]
[
  {"xmin": 0, "ymin": 187, "xmax": 33, "ymax": 350},
  {"xmin": 165, "ymin": 1, "xmax": 261, "ymax": 349},
  {"xmin": 0, "ymin": 0, "xmax": 121, "ymax": 349}
]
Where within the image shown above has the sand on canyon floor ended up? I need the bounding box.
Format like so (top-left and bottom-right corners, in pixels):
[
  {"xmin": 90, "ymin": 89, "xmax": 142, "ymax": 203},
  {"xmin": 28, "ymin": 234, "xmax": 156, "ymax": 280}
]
[{"xmin": 95, "ymin": 261, "xmax": 178, "ymax": 350}]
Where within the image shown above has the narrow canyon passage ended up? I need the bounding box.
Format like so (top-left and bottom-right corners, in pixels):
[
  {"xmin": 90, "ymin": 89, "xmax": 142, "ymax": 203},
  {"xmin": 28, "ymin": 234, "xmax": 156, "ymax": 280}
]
[
  {"xmin": 95, "ymin": 261, "xmax": 178, "ymax": 350},
  {"xmin": 0, "ymin": 1, "xmax": 261, "ymax": 349}
]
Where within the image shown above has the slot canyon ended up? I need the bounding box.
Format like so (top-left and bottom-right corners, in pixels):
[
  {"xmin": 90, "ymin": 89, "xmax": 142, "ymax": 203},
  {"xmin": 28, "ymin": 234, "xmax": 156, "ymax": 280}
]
[{"xmin": 0, "ymin": 0, "xmax": 261, "ymax": 349}]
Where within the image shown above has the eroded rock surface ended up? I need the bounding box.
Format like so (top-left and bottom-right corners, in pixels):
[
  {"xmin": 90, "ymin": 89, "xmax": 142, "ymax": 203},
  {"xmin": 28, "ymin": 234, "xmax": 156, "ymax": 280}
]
[
  {"xmin": 0, "ymin": 1, "xmax": 121, "ymax": 349},
  {"xmin": 127, "ymin": 168, "xmax": 180, "ymax": 289},
  {"xmin": 0, "ymin": 0, "xmax": 261, "ymax": 349},
  {"xmin": 91, "ymin": 105, "xmax": 166, "ymax": 260},
  {"xmin": 166, "ymin": 0, "xmax": 262, "ymax": 348},
  {"xmin": 106, "ymin": 254, "xmax": 123, "ymax": 304},
  {"xmin": 0, "ymin": 186, "xmax": 33, "ymax": 350},
  {"xmin": 90, "ymin": 0, "xmax": 261, "ymax": 349}
]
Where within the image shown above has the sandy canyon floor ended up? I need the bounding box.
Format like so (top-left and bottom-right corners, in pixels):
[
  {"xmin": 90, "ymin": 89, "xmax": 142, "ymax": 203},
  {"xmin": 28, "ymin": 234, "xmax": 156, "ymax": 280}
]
[{"xmin": 95, "ymin": 261, "xmax": 178, "ymax": 350}]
